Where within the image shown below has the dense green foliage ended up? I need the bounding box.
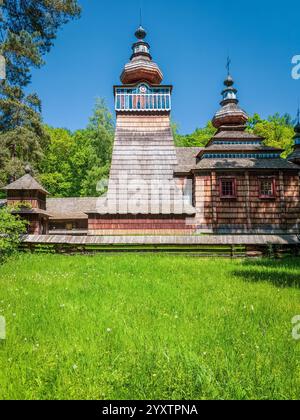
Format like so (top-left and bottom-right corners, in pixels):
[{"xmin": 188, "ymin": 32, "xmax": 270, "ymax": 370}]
[
  {"xmin": 175, "ymin": 113, "xmax": 296, "ymax": 155},
  {"xmin": 38, "ymin": 99, "xmax": 114, "ymax": 197},
  {"xmin": 0, "ymin": 0, "xmax": 81, "ymax": 185},
  {"xmin": 247, "ymin": 113, "xmax": 295, "ymax": 157},
  {"xmin": 0, "ymin": 254, "xmax": 299, "ymax": 400},
  {"xmin": 0, "ymin": 206, "xmax": 27, "ymax": 263},
  {"xmin": 173, "ymin": 121, "xmax": 217, "ymax": 147}
]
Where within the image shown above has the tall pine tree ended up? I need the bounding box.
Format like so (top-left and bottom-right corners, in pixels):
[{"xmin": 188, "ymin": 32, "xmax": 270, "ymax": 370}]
[{"xmin": 0, "ymin": 0, "xmax": 81, "ymax": 188}]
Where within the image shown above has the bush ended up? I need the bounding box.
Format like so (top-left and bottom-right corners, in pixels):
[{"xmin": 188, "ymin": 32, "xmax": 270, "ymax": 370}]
[{"xmin": 0, "ymin": 207, "xmax": 27, "ymax": 263}]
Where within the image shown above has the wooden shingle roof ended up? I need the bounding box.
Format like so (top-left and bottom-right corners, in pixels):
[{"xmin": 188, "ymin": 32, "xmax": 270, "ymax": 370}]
[
  {"xmin": 194, "ymin": 158, "xmax": 300, "ymax": 171},
  {"xmin": 288, "ymin": 149, "xmax": 300, "ymax": 161},
  {"xmin": 3, "ymin": 174, "xmax": 49, "ymax": 194},
  {"xmin": 202, "ymin": 144, "xmax": 281, "ymax": 152},
  {"xmin": 47, "ymin": 197, "xmax": 102, "ymax": 220},
  {"xmin": 98, "ymin": 115, "xmax": 196, "ymax": 215},
  {"xmin": 175, "ymin": 147, "xmax": 202, "ymax": 174},
  {"xmin": 213, "ymin": 130, "xmax": 263, "ymax": 140}
]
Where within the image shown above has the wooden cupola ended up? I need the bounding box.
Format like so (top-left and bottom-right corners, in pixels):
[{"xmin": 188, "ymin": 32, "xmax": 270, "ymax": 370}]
[
  {"xmin": 212, "ymin": 73, "xmax": 248, "ymax": 130},
  {"xmin": 115, "ymin": 26, "xmax": 172, "ymax": 113},
  {"xmin": 2, "ymin": 166, "xmax": 51, "ymax": 235},
  {"xmin": 3, "ymin": 165, "xmax": 49, "ymax": 210},
  {"xmin": 120, "ymin": 25, "xmax": 163, "ymax": 85}
]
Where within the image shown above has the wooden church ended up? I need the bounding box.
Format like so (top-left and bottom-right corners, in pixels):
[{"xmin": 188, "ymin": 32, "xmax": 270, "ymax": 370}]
[{"xmin": 2, "ymin": 25, "xmax": 300, "ymax": 237}]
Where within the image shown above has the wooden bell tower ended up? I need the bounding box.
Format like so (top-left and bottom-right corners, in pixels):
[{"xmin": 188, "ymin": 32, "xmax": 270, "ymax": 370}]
[{"xmin": 87, "ymin": 25, "xmax": 195, "ymax": 235}]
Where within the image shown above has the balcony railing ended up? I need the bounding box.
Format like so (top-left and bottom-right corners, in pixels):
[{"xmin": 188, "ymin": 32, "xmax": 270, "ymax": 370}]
[{"xmin": 115, "ymin": 93, "xmax": 171, "ymax": 112}]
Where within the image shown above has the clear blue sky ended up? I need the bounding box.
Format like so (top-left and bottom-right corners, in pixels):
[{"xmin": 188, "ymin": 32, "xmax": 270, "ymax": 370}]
[{"xmin": 29, "ymin": 0, "xmax": 300, "ymax": 134}]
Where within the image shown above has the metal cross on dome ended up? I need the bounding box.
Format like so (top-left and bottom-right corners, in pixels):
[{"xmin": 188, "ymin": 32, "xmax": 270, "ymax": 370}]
[{"xmin": 226, "ymin": 56, "xmax": 231, "ymax": 76}]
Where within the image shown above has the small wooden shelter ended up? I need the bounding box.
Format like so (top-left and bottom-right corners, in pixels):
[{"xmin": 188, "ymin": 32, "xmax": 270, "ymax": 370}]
[{"xmin": 2, "ymin": 166, "xmax": 51, "ymax": 234}]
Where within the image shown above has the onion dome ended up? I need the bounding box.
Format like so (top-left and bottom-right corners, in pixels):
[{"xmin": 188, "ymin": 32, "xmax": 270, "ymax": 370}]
[
  {"xmin": 212, "ymin": 73, "xmax": 248, "ymax": 129},
  {"xmin": 120, "ymin": 26, "xmax": 163, "ymax": 85}
]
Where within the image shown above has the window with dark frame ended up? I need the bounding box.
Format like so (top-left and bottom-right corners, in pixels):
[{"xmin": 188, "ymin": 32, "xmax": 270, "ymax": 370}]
[
  {"xmin": 220, "ymin": 178, "xmax": 236, "ymax": 198},
  {"xmin": 259, "ymin": 178, "xmax": 276, "ymax": 198}
]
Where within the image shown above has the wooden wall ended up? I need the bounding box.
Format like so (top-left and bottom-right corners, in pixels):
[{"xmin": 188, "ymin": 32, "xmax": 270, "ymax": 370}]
[
  {"xmin": 88, "ymin": 214, "xmax": 195, "ymax": 236},
  {"xmin": 194, "ymin": 171, "xmax": 300, "ymax": 233},
  {"xmin": 19, "ymin": 214, "xmax": 48, "ymax": 235},
  {"xmin": 7, "ymin": 190, "xmax": 46, "ymax": 210}
]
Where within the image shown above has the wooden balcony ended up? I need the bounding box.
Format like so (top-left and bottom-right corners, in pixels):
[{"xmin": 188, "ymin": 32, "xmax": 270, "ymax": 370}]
[{"xmin": 115, "ymin": 93, "xmax": 171, "ymax": 112}]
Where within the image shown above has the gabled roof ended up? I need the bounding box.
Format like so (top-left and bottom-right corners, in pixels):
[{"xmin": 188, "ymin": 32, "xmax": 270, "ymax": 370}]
[{"xmin": 2, "ymin": 174, "xmax": 49, "ymax": 194}]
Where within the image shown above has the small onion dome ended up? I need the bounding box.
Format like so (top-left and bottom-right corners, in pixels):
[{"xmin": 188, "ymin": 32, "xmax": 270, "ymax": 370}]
[
  {"xmin": 120, "ymin": 59, "xmax": 163, "ymax": 84},
  {"xmin": 224, "ymin": 74, "xmax": 234, "ymax": 87},
  {"xmin": 135, "ymin": 25, "xmax": 147, "ymax": 40},
  {"xmin": 212, "ymin": 103, "xmax": 248, "ymax": 129},
  {"xmin": 120, "ymin": 26, "xmax": 163, "ymax": 84},
  {"xmin": 212, "ymin": 72, "xmax": 248, "ymax": 129}
]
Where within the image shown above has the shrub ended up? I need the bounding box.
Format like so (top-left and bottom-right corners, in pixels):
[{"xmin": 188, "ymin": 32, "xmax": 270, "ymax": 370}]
[{"xmin": 0, "ymin": 206, "xmax": 27, "ymax": 263}]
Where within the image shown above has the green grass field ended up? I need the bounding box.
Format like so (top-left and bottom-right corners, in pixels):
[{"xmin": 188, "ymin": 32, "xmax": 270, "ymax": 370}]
[{"xmin": 0, "ymin": 254, "xmax": 299, "ymax": 400}]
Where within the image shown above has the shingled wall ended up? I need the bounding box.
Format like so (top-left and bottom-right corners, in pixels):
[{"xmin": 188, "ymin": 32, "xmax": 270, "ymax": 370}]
[
  {"xmin": 87, "ymin": 113, "xmax": 196, "ymax": 235},
  {"xmin": 194, "ymin": 171, "xmax": 300, "ymax": 233}
]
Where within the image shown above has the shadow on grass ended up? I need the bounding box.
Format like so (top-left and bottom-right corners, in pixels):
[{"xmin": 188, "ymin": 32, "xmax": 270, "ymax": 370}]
[{"xmin": 233, "ymin": 258, "xmax": 300, "ymax": 288}]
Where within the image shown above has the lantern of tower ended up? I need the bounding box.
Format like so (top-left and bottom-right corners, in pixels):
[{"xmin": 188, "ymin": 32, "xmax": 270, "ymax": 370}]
[
  {"xmin": 115, "ymin": 26, "xmax": 172, "ymax": 113},
  {"xmin": 212, "ymin": 74, "xmax": 248, "ymax": 129}
]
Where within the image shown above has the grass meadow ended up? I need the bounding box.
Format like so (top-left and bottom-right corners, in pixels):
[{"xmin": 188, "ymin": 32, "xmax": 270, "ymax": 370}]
[{"xmin": 0, "ymin": 253, "xmax": 299, "ymax": 400}]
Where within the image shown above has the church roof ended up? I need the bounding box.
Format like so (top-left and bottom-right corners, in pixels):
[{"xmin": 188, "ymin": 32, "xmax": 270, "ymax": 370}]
[
  {"xmin": 12, "ymin": 208, "xmax": 51, "ymax": 217},
  {"xmin": 199, "ymin": 144, "xmax": 282, "ymax": 154},
  {"xmin": 47, "ymin": 197, "xmax": 102, "ymax": 220},
  {"xmin": 288, "ymin": 149, "xmax": 300, "ymax": 161},
  {"xmin": 2, "ymin": 174, "xmax": 49, "ymax": 194},
  {"xmin": 212, "ymin": 130, "xmax": 264, "ymax": 140},
  {"xmin": 97, "ymin": 116, "xmax": 196, "ymax": 216},
  {"xmin": 194, "ymin": 158, "xmax": 300, "ymax": 171},
  {"xmin": 175, "ymin": 147, "xmax": 203, "ymax": 173}
]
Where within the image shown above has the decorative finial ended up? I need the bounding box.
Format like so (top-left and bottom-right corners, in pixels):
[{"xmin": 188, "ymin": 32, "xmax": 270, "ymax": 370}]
[
  {"xmin": 135, "ymin": 2, "xmax": 146, "ymax": 40},
  {"xmin": 226, "ymin": 56, "xmax": 231, "ymax": 76},
  {"xmin": 140, "ymin": 6, "xmax": 142, "ymax": 26},
  {"xmin": 135, "ymin": 25, "xmax": 147, "ymax": 40},
  {"xmin": 24, "ymin": 164, "xmax": 32, "ymax": 175},
  {"xmin": 224, "ymin": 57, "xmax": 234, "ymax": 87}
]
